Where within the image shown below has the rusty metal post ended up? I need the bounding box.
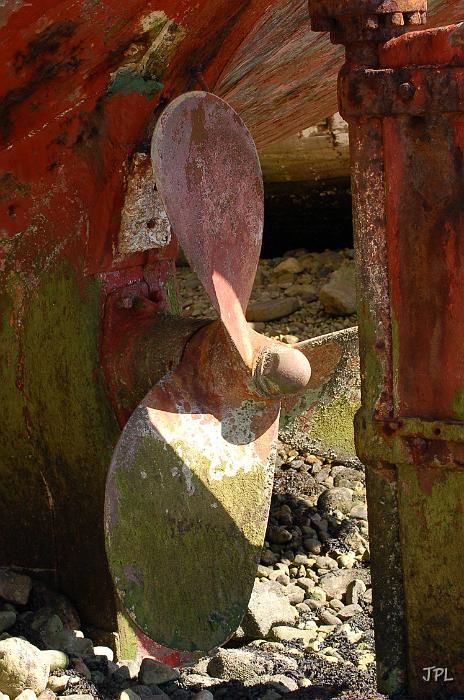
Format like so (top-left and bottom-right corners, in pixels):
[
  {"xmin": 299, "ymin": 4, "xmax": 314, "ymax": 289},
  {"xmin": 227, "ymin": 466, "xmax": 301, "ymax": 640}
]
[{"xmin": 309, "ymin": 2, "xmax": 464, "ymax": 697}]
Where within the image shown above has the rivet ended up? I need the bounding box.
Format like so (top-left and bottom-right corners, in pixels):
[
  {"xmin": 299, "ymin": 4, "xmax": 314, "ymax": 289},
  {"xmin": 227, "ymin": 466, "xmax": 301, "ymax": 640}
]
[
  {"xmin": 390, "ymin": 12, "xmax": 405, "ymax": 26},
  {"xmin": 117, "ymin": 296, "xmax": 135, "ymax": 310},
  {"xmin": 398, "ymin": 82, "xmax": 416, "ymax": 101},
  {"xmin": 405, "ymin": 11, "xmax": 422, "ymax": 25},
  {"xmin": 365, "ymin": 15, "xmax": 379, "ymax": 30}
]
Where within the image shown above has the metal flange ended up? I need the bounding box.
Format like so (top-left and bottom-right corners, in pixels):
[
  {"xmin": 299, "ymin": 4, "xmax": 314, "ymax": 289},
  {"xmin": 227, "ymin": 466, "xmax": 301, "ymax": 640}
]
[{"xmin": 309, "ymin": 0, "xmax": 427, "ymax": 44}]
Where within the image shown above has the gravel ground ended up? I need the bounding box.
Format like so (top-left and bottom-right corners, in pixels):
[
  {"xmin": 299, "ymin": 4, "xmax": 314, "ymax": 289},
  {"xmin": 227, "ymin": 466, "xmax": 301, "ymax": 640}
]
[{"xmin": 176, "ymin": 248, "xmax": 357, "ymax": 341}]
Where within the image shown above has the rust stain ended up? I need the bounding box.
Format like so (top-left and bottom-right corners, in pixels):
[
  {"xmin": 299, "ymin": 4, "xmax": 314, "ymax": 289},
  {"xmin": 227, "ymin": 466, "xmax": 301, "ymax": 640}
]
[{"xmin": 13, "ymin": 20, "xmax": 78, "ymax": 71}]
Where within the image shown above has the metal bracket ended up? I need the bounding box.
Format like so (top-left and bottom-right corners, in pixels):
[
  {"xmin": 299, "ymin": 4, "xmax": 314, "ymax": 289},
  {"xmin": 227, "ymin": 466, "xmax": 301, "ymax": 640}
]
[
  {"xmin": 340, "ymin": 66, "xmax": 464, "ymax": 117},
  {"xmin": 310, "ymin": 0, "xmax": 427, "ymax": 44}
]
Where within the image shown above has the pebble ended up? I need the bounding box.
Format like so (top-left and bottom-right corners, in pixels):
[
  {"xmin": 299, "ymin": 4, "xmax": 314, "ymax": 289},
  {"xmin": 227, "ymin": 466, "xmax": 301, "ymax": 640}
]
[
  {"xmin": 319, "ymin": 569, "xmax": 368, "ymax": 598},
  {"xmin": 317, "ymin": 487, "xmax": 354, "ymax": 514},
  {"xmin": 266, "ymin": 526, "xmax": 292, "ymax": 545},
  {"xmin": 306, "ymin": 586, "xmax": 326, "ymax": 603},
  {"xmin": 319, "ymin": 261, "xmax": 356, "ymax": 315},
  {"xmin": 269, "ymin": 674, "xmax": 299, "ymax": 691},
  {"xmin": 296, "ymin": 578, "xmax": 315, "ymax": 593},
  {"xmin": 93, "ymin": 646, "xmax": 113, "ymax": 662},
  {"xmin": 337, "ymin": 552, "xmax": 356, "ymax": 569},
  {"xmin": 70, "ymin": 659, "xmax": 91, "ymax": 680},
  {"xmin": 0, "ymin": 615, "xmax": 15, "ymax": 636},
  {"xmin": 15, "ymin": 692, "xmax": 37, "ymax": 700},
  {"xmin": 139, "ymin": 659, "xmax": 180, "ymax": 685},
  {"xmin": 241, "ymin": 580, "xmax": 297, "ymax": 640},
  {"xmin": 338, "ymin": 604, "xmax": 363, "ymax": 621},
  {"xmin": 192, "ymin": 692, "xmax": 214, "ymax": 700},
  {"xmin": 270, "ymin": 625, "xmax": 317, "ymax": 645},
  {"xmin": 350, "ymin": 504, "xmax": 368, "ymax": 520},
  {"xmin": 0, "ymin": 571, "xmax": 31, "ymax": 606},
  {"xmin": 314, "ymin": 556, "xmax": 338, "ymax": 570},
  {"xmin": 318, "ymin": 610, "xmax": 341, "ymax": 626},
  {"xmin": 273, "ymin": 257, "xmax": 303, "ymax": 274},
  {"xmin": 246, "ymin": 298, "xmax": 301, "ymax": 322},
  {"xmin": 303, "ymin": 538, "xmax": 321, "ymax": 554},
  {"xmin": 282, "ymin": 585, "xmax": 304, "ymax": 605},
  {"xmin": 207, "ymin": 649, "xmax": 273, "ymax": 683},
  {"xmin": 39, "ymin": 652, "xmax": 68, "ymax": 673},
  {"xmin": 47, "ymin": 676, "xmax": 70, "ymax": 693},
  {"xmin": 346, "ymin": 579, "xmax": 367, "ymax": 606}
]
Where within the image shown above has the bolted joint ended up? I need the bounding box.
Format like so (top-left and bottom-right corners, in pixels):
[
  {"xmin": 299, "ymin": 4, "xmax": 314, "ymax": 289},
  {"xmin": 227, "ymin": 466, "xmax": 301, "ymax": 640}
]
[{"xmin": 309, "ymin": 0, "xmax": 427, "ymax": 46}]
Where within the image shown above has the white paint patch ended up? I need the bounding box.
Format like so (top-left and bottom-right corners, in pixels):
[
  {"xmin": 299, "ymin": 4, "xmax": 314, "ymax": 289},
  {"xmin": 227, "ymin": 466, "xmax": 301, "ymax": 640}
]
[{"xmin": 181, "ymin": 463, "xmax": 195, "ymax": 495}]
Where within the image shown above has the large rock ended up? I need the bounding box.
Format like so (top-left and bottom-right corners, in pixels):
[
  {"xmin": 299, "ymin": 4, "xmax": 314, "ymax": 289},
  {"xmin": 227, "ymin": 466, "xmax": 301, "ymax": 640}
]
[
  {"xmin": 319, "ymin": 261, "xmax": 356, "ymax": 315},
  {"xmin": 0, "ymin": 638, "xmax": 49, "ymax": 697},
  {"xmin": 0, "ymin": 570, "xmax": 31, "ymax": 606},
  {"xmin": 245, "ymin": 298, "xmax": 300, "ymax": 322},
  {"xmin": 207, "ymin": 649, "xmax": 273, "ymax": 683},
  {"xmin": 240, "ymin": 580, "xmax": 298, "ymax": 640}
]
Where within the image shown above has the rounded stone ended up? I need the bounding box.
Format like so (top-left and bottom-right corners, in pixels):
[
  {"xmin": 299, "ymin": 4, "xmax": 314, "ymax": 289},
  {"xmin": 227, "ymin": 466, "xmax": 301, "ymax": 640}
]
[
  {"xmin": 0, "ymin": 638, "xmax": 49, "ymax": 697},
  {"xmin": 317, "ymin": 488, "xmax": 354, "ymax": 514},
  {"xmin": 0, "ymin": 615, "xmax": 15, "ymax": 636},
  {"xmin": 139, "ymin": 658, "xmax": 180, "ymax": 685},
  {"xmin": 193, "ymin": 692, "xmax": 214, "ymax": 700},
  {"xmin": 47, "ymin": 676, "xmax": 69, "ymax": 693},
  {"xmin": 15, "ymin": 691, "xmax": 36, "ymax": 700},
  {"xmin": 39, "ymin": 651, "xmax": 68, "ymax": 672}
]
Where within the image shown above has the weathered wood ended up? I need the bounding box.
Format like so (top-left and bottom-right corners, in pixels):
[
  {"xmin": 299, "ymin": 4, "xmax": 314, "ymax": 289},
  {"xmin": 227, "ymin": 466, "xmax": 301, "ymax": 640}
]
[
  {"xmin": 259, "ymin": 114, "xmax": 350, "ymax": 182},
  {"xmin": 218, "ymin": 0, "xmax": 464, "ymax": 147}
]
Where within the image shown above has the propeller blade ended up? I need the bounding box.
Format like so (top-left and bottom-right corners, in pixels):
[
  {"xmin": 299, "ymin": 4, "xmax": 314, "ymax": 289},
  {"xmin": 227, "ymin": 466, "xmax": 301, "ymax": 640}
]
[
  {"xmin": 105, "ymin": 322, "xmax": 279, "ymax": 653},
  {"xmin": 281, "ymin": 327, "xmax": 360, "ymax": 462},
  {"xmin": 152, "ymin": 91, "xmax": 263, "ymax": 366}
]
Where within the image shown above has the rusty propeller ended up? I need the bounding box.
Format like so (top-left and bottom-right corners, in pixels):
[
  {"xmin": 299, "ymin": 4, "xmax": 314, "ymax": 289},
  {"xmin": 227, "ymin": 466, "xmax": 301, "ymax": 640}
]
[{"xmin": 105, "ymin": 93, "xmax": 316, "ymax": 654}]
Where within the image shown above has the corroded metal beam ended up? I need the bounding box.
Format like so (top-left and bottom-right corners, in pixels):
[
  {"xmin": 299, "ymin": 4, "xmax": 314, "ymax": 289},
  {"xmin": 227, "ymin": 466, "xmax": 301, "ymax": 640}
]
[{"xmin": 308, "ymin": 1, "xmax": 464, "ymax": 696}]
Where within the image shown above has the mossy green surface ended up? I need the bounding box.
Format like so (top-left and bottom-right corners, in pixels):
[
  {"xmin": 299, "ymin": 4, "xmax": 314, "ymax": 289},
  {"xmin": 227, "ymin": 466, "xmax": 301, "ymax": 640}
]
[
  {"xmin": 0, "ymin": 261, "xmax": 119, "ymax": 626},
  {"xmin": 310, "ymin": 395, "xmax": 358, "ymax": 456},
  {"xmin": 107, "ymin": 426, "xmax": 270, "ymax": 653},
  {"xmin": 397, "ymin": 462, "xmax": 464, "ymax": 691}
]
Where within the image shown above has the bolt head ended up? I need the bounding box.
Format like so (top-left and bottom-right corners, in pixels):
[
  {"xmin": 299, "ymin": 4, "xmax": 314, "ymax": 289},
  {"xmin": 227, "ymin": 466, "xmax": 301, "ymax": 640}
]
[{"xmin": 398, "ymin": 82, "xmax": 416, "ymax": 102}]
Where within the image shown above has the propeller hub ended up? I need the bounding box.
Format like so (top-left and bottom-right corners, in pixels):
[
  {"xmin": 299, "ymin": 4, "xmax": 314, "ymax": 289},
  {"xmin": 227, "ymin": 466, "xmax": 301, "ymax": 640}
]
[{"xmin": 253, "ymin": 345, "xmax": 312, "ymax": 398}]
